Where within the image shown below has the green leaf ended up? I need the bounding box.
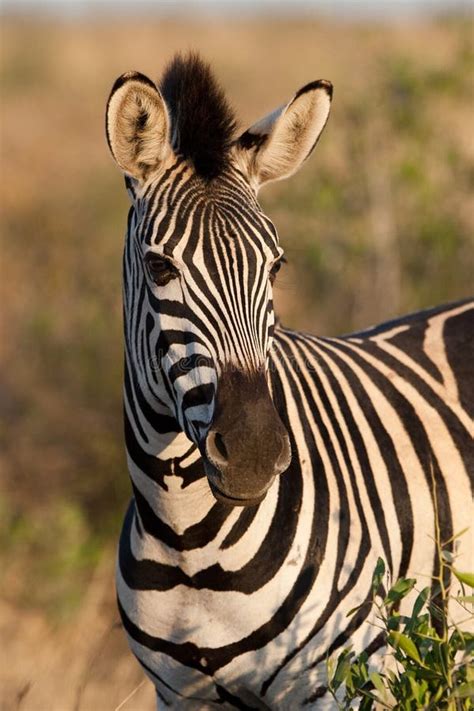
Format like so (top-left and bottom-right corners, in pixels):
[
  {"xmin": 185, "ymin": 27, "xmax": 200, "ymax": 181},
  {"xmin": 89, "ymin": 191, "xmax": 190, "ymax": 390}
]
[
  {"xmin": 331, "ymin": 649, "xmax": 353, "ymax": 690},
  {"xmin": 412, "ymin": 586, "xmax": 430, "ymax": 619},
  {"xmin": 388, "ymin": 631, "xmax": 422, "ymax": 664},
  {"xmin": 370, "ymin": 671, "xmax": 387, "ymax": 696},
  {"xmin": 414, "ymin": 666, "xmax": 443, "ymax": 681},
  {"xmin": 372, "ymin": 557, "xmax": 386, "ymax": 594},
  {"xmin": 407, "ymin": 675, "xmax": 421, "ymax": 702},
  {"xmin": 359, "ymin": 696, "xmax": 376, "ymax": 711},
  {"xmin": 454, "ymin": 594, "xmax": 474, "ymax": 604},
  {"xmin": 454, "ymin": 681, "xmax": 474, "ymax": 699},
  {"xmin": 326, "ymin": 655, "xmax": 335, "ymax": 682},
  {"xmin": 387, "ymin": 613, "xmax": 401, "ymax": 631},
  {"xmin": 387, "ymin": 669, "xmax": 398, "ymax": 684},
  {"xmin": 453, "ymin": 569, "xmax": 474, "ymax": 588},
  {"xmin": 441, "ymin": 549, "xmax": 454, "ymax": 563},
  {"xmin": 384, "ymin": 577, "xmax": 416, "ymax": 606}
]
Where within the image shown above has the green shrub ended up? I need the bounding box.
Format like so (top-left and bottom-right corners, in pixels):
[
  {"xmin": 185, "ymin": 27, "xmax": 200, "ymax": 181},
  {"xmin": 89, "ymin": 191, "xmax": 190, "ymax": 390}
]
[{"xmin": 327, "ymin": 549, "xmax": 474, "ymax": 709}]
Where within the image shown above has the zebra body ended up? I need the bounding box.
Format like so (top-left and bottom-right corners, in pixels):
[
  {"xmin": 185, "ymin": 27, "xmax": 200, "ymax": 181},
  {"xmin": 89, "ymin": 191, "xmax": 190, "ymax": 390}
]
[
  {"xmin": 106, "ymin": 55, "xmax": 473, "ymax": 708},
  {"xmin": 118, "ymin": 301, "xmax": 473, "ymax": 708}
]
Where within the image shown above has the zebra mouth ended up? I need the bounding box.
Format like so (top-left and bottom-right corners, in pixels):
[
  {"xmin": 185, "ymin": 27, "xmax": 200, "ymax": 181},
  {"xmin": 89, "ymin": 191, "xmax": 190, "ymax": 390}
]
[
  {"xmin": 207, "ymin": 478, "xmax": 267, "ymax": 507},
  {"xmin": 204, "ymin": 459, "xmax": 269, "ymax": 507}
]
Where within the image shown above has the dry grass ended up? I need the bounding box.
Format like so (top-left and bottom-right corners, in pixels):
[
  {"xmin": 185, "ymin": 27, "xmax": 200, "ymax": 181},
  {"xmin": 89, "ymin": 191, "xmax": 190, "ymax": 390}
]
[
  {"xmin": 1, "ymin": 10, "xmax": 473, "ymax": 709},
  {"xmin": 0, "ymin": 553, "xmax": 155, "ymax": 711}
]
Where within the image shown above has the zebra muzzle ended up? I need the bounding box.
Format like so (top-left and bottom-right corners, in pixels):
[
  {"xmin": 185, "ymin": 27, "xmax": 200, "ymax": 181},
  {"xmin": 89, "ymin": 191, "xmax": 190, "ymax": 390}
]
[{"xmin": 203, "ymin": 368, "xmax": 291, "ymax": 506}]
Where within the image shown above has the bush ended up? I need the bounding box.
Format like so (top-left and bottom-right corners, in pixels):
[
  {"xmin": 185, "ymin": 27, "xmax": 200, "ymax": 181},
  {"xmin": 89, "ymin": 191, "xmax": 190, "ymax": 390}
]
[{"xmin": 327, "ymin": 548, "xmax": 474, "ymax": 709}]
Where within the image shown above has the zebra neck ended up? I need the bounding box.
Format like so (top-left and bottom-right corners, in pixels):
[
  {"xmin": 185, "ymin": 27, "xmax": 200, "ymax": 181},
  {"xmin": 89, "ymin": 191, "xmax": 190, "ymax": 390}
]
[{"xmin": 125, "ymin": 414, "xmax": 220, "ymax": 542}]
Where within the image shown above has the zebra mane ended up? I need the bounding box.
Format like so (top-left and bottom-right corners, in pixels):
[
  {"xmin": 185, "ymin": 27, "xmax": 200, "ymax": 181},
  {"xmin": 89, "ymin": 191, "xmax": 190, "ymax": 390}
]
[{"xmin": 160, "ymin": 53, "xmax": 237, "ymax": 180}]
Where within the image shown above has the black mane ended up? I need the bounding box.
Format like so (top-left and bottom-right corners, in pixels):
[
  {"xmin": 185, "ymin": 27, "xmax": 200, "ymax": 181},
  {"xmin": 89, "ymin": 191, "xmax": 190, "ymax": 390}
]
[{"xmin": 160, "ymin": 53, "xmax": 237, "ymax": 180}]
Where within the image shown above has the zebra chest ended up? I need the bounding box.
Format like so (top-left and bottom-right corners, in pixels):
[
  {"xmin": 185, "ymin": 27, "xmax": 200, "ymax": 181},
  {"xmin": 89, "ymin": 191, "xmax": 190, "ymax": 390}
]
[
  {"xmin": 121, "ymin": 580, "xmax": 306, "ymax": 710},
  {"xmin": 121, "ymin": 527, "xmax": 300, "ymax": 651},
  {"xmin": 117, "ymin": 496, "xmax": 322, "ymax": 705}
]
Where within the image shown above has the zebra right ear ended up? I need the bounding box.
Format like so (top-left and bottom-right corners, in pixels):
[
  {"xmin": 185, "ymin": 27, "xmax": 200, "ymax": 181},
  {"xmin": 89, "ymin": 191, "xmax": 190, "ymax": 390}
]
[
  {"xmin": 234, "ymin": 80, "xmax": 332, "ymax": 189},
  {"xmin": 105, "ymin": 71, "xmax": 171, "ymax": 182}
]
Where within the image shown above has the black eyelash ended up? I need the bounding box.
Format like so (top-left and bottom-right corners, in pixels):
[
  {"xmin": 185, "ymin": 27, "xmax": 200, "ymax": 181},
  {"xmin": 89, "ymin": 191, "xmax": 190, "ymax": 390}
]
[
  {"xmin": 270, "ymin": 256, "xmax": 286, "ymax": 283},
  {"xmin": 144, "ymin": 254, "xmax": 179, "ymax": 286}
]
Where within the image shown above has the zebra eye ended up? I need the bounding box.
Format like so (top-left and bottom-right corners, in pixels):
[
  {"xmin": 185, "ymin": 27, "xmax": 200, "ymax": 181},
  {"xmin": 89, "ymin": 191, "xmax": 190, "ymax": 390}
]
[
  {"xmin": 270, "ymin": 256, "xmax": 286, "ymax": 283},
  {"xmin": 145, "ymin": 254, "xmax": 178, "ymax": 286}
]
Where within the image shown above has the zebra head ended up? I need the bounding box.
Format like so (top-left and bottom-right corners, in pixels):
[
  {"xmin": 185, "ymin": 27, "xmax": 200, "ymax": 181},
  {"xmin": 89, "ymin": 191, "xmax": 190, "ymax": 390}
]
[{"xmin": 106, "ymin": 54, "xmax": 332, "ymax": 506}]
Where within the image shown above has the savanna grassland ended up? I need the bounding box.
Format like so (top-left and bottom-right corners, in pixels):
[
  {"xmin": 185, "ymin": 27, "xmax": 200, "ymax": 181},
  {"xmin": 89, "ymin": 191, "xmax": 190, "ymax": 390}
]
[{"xmin": 1, "ymin": 11, "xmax": 473, "ymax": 710}]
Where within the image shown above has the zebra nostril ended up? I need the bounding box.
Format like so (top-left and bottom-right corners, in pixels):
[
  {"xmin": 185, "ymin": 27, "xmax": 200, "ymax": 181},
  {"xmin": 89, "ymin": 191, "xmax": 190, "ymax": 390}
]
[
  {"xmin": 214, "ymin": 432, "xmax": 228, "ymax": 461},
  {"xmin": 206, "ymin": 430, "xmax": 229, "ymax": 468}
]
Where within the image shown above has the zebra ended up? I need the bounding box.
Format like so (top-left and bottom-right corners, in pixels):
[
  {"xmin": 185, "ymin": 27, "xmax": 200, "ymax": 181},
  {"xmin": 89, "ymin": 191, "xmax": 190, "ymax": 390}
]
[{"xmin": 105, "ymin": 53, "xmax": 473, "ymax": 708}]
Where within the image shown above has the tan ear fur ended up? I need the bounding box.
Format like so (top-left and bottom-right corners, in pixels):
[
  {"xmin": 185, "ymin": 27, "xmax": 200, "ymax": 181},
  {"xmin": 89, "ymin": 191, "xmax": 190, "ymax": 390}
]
[
  {"xmin": 235, "ymin": 80, "xmax": 333, "ymax": 188},
  {"xmin": 106, "ymin": 72, "xmax": 171, "ymax": 181}
]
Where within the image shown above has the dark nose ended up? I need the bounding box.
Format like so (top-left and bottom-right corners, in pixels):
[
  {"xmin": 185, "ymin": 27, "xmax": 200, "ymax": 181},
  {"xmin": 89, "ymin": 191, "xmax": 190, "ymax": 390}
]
[
  {"xmin": 206, "ymin": 426, "xmax": 290, "ymax": 476},
  {"xmin": 204, "ymin": 368, "xmax": 291, "ymax": 506}
]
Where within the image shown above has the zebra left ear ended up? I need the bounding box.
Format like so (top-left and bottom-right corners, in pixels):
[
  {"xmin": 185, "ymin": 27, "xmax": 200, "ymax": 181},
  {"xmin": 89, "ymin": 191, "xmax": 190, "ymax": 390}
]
[
  {"xmin": 235, "ymin": 80, "xmax": 332, "ymax": 188},
  {"xmin": 106, "ymin": 71, "xmax": 171, "ymax": 182}
]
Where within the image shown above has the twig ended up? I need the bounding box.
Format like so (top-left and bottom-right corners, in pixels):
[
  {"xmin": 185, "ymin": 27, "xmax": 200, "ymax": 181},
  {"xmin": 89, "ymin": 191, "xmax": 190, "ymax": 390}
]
[
  {"xmin": 113, "ymin": 679, "xmax": 147, "ymax": 711},
  {"xmin": 73, "ymin": 621, "xmax": 120, "ymax": 711},
  {"xmin": 15, "ymin": 681, "xmax": 33, "ymax": 710}
]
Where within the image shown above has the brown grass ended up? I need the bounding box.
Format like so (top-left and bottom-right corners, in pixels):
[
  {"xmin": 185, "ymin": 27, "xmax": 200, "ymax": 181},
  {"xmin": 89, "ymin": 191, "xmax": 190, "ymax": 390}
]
[{"xmin": 0, "ymin": 553, "xmax": 155, "ymax": 710}]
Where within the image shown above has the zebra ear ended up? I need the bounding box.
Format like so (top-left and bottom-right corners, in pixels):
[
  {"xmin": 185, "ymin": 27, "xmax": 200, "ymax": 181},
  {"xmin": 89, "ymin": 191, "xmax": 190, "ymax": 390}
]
[
  {"xmin": 106, "ymin": 71, "xmax": 171, "ymax": 181},
  {"xmin": 235, "ymin": 80, "xmax": 332, "ymax": 188}
]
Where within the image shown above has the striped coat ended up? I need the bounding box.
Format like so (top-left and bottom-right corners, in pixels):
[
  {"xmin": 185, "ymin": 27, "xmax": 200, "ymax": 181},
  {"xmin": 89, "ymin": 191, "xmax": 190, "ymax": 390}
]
[{"xmin": 117, "ymin": 300, "xmax": 473, "ymax": 708}]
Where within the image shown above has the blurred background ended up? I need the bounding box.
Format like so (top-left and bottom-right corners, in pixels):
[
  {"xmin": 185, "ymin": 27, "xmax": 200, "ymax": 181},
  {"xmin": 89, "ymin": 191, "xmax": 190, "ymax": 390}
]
[{"xmin": 1, "ymin": 0, "xmax": 473, "ymax": 708}]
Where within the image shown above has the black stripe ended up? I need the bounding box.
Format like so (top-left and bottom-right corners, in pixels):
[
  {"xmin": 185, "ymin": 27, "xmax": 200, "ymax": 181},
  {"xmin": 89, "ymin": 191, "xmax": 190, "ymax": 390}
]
[
  {"xmin": 124, "ymin": 415, "xmax": 178, "ymax": 489},
  {"xmin": 125, "ymin": 468, "xmax": 300, "ymax": 592},
  {"xmin": 215, "ymin": 684, "xmax": 261, "ymax": 710},
  {"xmin": 220, "ymin": 506, "xmax": 259, "ymax": 550},
  {"xmin": 139, "ymin": 656, "xmax": 221, "ymax": 705},
  {"xmin": 131, "ymin": 485, "xmax": 231, "ymax": 553},
  {"xmin": 262, "ymin": 338, "xmax": 374, "ymax": 695},
  {"xmin": 443, "ymin": 306, "xmax": 474, "ymax": 419}
]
